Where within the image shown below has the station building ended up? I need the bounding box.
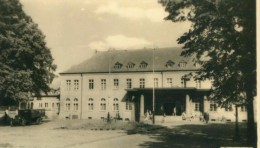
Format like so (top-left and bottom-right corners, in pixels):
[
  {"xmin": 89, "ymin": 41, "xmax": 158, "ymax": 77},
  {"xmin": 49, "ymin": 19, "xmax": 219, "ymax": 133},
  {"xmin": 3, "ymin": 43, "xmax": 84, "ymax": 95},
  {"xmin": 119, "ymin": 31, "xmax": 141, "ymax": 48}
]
[{"xmin": 59, "ymin": 47, "xmax": 250, "ymax": 122}]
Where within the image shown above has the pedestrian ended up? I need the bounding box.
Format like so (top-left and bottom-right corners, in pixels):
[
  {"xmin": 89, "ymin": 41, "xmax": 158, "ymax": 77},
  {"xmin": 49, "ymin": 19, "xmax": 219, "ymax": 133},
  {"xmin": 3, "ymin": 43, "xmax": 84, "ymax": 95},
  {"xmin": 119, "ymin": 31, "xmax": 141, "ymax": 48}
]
[{"xmin": 204, "ymin": 112, "xmax": 209, "ymax": 124}]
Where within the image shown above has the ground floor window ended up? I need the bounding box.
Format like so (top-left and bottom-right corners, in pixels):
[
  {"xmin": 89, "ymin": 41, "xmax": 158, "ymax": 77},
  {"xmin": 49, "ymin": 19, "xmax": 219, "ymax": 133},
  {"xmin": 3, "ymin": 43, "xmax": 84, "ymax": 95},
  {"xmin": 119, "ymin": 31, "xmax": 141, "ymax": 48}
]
[
  {"xmin": 113, "ymin": 98, "xmax": 119, "ymax": 110},
  {"xmin": 66, "ymin": 103, "xmax": 70, "ymax": 110},
  {"xmin": 126, "ymin": 101, "xmax": 132, "ymax": 110},
  {"xmin": 194, "ymin": 103, "xmax": 200, "ymax": 111},
  {"xmin": 88, "ymin": 98, "xmax": 94, "ymax": 110},
  {"xmin": 241, "ymin": 105, "xmax": 247, "ymax": 112},
  {"xmin": 100, "ymin": 98, "xmax": 106, "ymax": 110},
  {"xmin": 225, "ymin": 104, "xmax": 233, "ymax": 112},
  {"xmin": 210, "ymin": 101, "xmax": 217, "ymax": 111}
]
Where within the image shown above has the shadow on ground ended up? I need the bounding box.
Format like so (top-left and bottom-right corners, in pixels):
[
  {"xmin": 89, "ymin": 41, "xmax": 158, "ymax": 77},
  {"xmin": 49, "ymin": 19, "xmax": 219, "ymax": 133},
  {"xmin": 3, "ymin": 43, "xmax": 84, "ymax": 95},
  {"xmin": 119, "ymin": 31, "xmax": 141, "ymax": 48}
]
[{"xmin": 127, "ymin": 123, "xmax": 253, "ymax": 148}]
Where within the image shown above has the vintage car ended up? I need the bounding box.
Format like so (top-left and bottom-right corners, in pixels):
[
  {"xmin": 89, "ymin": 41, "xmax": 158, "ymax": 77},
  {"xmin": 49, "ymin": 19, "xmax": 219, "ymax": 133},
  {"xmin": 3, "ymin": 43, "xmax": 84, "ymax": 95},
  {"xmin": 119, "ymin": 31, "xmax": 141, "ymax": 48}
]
[{"xmin": 10, "ymin": 109, "xmax": 45, "ymax": 126}]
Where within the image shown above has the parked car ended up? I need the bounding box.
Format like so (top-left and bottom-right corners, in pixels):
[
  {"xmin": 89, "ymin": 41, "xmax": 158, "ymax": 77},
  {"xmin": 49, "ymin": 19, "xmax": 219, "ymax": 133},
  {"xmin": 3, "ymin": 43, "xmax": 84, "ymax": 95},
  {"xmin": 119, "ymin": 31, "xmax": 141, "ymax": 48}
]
[{"xmin": 10, "ymin": 109, "xmax": 45, "ymax": 126}]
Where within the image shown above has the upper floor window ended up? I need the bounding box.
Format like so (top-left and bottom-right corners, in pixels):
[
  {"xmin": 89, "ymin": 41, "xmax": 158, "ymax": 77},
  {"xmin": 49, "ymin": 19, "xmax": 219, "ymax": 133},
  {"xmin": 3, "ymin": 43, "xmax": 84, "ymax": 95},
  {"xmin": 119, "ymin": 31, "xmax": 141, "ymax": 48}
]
[
  {"xmin": 88, "ymin": 98, "xmax": 94, "ymax": 110},
  {"xmin": 45, "ymin": 103, "xmax": 48, "ymax": 108},
  {"xmin": 74, "ymin": 98, "xmax": 78, "ymax": 111},
  {"xmin": 74, "ymin": 80, "xmax": 79, "ymax": 90},
  {"xmin": 126, "ymin": 62, "xmax": 135, "ymax": 69},
  {"xmin": 167, "ymin": 78, "xmax": 173, "ymax": 87},
  {"xmin": 166, "ymin": 60, "xmax": 175, "ymax": 68},
  {"xmin": 179, "ymin": 61, "xmax": 187, "ymax": 68},
  {"xmin": 100, "ymin": 98, "xmax": 106, "ymax": 110},
  {"xmin": 140, "ymin": 78, "xmax": 145, "ymax": 88},
  {"xmin": 101, "ymin": 79, "xmax": 106, "ymax": 90},
  {"xmin": 39, "ymin": 103, "xmax": 42, "ymax": 108},
  {"xmin": 210, "ymin": 101, "xmax": 217, "ymax": 111},
  {"xmin": 113, "ymin": 98, "xmax": 119, "ymax": 111},
  {"xmin": 154, "ymin": 78, "xmax": 158, "ymax": 88},
  {"xmin": 181, "ymin": 78, "xmax": 186, "ymax": 88},
  {"xmin": 66, "ymin": 80, "xmax": 71, "ymax": 90},
  {"xmin": 126, "ymin": 79, "xmax": 132, "ymax": 89},
  {"xmin": 196, "ymin": 80, "xmax": 201, "ymax": 88},
  {"xmin": 114, "ymin": 79, "xmax": 119, "ymax": 89},
  {"xmin": 89, "ymin": 79, "xmax": 94, "ymax": 90},
  {"xmin": 114, "ymin": 62, "xmax": 123, "ymax": 69},
  {"xmin": 139, "ymin": 61, "xmax": 148, "ymax": 69}
]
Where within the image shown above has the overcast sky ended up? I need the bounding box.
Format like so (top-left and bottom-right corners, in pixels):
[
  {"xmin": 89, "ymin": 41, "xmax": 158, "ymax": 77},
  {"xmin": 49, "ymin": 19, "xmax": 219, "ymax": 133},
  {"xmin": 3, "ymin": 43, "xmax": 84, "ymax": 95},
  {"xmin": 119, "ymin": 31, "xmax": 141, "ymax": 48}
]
[{"xmin": 20, "ymin": 0, "xmax": 191, "ymax": 87}]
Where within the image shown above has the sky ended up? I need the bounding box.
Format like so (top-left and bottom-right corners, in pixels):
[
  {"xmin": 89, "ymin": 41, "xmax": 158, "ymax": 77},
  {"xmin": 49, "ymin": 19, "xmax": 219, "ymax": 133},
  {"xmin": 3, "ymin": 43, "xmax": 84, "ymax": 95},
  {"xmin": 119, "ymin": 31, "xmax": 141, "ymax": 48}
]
[{"xmin": 20, "ymin": 0, "xmax": 191, "ymax": 88}]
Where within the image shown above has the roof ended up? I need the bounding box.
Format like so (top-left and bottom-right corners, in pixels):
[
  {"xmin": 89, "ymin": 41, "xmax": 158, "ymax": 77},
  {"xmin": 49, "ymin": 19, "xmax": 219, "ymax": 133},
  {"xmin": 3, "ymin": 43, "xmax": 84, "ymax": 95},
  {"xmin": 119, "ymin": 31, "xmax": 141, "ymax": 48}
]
[{"xmin": 61, "ymin": 47, "xmax": 199, "ymax": 74}]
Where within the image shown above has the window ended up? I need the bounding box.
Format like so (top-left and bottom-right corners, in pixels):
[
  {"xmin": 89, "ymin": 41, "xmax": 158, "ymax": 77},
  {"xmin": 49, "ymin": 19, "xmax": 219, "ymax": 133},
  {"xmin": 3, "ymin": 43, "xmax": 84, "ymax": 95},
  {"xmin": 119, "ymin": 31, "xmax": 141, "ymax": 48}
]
[
  {"xmin": 66, "ymin": 98, "xmax": 70, "ymax": 110},
  {"xmin": 167, "ymin": 78, "xmax": 172, "ymax": 87},
  {"xmin": 114, "ymin": 62, "xmax": 122, "ymax": 69},
  {"xmin": 66, "ymin": 80, "xmax": 71, "ymax": 90},
  {"xmin": 39, "ymin": 103, "xmax": 42, "ymax": 108},
  {"xmin": 166, "ymin": 60, "xmax": 175, "ymax": 68},
  {"xmin": 140, "ymin": 78, "xmax": 145, "ymax": 88},
  {"xmin": 225, "ymin": 104, "xmax": 233, "ymax": 112},
  {"xmin": 45, "ymin": 103, "xmax": 48, "ymax": 108},
  {"xmin": 52, "ymin": 103, "xmax": 54, "ymax": 108},
  {"xmin": 89, "ymin": 79, "xmax": 94, "ymax": 90},
  {"xmin": 194, "ymin": 103, "xmax": 200, "ymax": 111},
  {"xmin": 57, "ymin": 103, "xmax": 60, "ymax": 108},
  {"xmin": 114, "ymin": 79, "xmax": 119, "ymax": 89},
  {"xmin": 126, "ymin": 100, "xmax": 132, "ymax": 110},
  {"xmin": 113, "ymin": 98, "xmax": 119, "ymax": 111},
  {"xmin": 74, "ymin": 80, "xmax": 79, "ymax": 90},
  {"xmin": 241, "ymin": 105, "xmax": 247, "ymax": 112},
  {"xmin": 154, "ymin": 78, "xmax": 158, "ymax": 88},
  {"xmin": 100, "ymin": 98, "xmax": 106, "ymax": 110},
  {"xmin": 74, "ymin": 98, "xmax": 78, "ymax": 111},
  {"xmin": 196, "ymin": 80, "xmax": 201, "ymax": 88},
  {"xmin": 126, "ymin": 79, "xmax": 132, "ymax": 89},
  {"xmin": 179, "ymin": 61, "xmax": 187, "ymax": 68},
  {"xmin": 126, "ymin": 62, "xmax": 135, "ymax": 69},
  {"xmin": 88, "ymin": 98, "xmax": 94, "ymax": 110},
  {"xmin": 101, "ymin": 79, "xmax": 106, "ymax": 90},
  {"xmin": 210, "ymin": 101, "xmax": 217, "ymax": 111},
  {"xmin": 139, "ymin": 61, "xmax": 148, "ymax": 69},
  {"xmin": 181, "ymin": 78, "xmax": 186, "ymax": 88}
]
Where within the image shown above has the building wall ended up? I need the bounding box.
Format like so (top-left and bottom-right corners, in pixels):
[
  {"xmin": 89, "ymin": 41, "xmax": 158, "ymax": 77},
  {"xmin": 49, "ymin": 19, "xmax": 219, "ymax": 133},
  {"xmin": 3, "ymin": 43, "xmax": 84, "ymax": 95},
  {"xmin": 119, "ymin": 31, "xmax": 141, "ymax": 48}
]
[
  {"xmin": 30, "ymin": 96, "xmax": 60, "ymax": 120},
  {"xmin": 60, "ymin": 71, "xmax": 209, "ymax": 120},
  {"xmin": 59, "ymin": 71, "xmax": 255, "ymax": 122}
]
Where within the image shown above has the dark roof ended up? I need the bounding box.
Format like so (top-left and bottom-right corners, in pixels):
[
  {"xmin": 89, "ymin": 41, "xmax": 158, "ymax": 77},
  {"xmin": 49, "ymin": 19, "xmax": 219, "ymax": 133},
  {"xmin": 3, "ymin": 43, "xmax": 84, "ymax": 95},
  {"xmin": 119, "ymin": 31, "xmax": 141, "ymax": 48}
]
[{"xmin": 61, "ymin": 47, "xmax": 199, "ymax": 74}]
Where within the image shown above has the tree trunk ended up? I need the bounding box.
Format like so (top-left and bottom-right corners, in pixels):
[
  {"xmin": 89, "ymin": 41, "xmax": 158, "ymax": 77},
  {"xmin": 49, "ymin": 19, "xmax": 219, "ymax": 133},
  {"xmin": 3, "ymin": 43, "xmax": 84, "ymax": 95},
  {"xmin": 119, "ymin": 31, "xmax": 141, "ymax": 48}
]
[{"xmin": 246, "ymin": 90, "xmax": 256, "ymax": 147}]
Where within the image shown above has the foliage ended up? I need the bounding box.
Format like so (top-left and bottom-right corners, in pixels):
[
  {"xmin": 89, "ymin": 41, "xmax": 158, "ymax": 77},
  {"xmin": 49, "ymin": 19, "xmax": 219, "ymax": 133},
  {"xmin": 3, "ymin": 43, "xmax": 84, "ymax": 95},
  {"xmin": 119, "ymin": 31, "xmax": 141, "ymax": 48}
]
[
  {"xmin": 0, "ymin": 0, "xmax": 56, "ymax": 105},
  {"xmin": 159, "ymin": 0, "xmax": 256, "ymax": 145},
  {"xmin": 160, "ymin": 0, "xmax": 256, "ymax": 105}
]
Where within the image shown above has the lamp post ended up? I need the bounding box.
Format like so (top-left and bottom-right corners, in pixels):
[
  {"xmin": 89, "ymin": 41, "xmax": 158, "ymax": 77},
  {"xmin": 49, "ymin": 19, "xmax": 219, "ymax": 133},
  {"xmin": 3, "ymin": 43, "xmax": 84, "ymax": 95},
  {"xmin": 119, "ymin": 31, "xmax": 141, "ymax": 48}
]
[{"xmin": 152, "ymin": 48, "xmax": 155, "ymax": 124}]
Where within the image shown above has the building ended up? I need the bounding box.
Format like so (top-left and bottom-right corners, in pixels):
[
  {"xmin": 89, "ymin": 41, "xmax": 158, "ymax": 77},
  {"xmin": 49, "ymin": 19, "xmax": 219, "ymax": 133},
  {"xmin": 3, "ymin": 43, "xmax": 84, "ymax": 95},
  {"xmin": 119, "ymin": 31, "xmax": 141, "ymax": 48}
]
[
  {"xmin": 29, "ymin": 90, "xmax": 60, "ymax": 119},
  {"xmin": 59, "ymin": 47, "xmax": 250, "ymax": 122}
]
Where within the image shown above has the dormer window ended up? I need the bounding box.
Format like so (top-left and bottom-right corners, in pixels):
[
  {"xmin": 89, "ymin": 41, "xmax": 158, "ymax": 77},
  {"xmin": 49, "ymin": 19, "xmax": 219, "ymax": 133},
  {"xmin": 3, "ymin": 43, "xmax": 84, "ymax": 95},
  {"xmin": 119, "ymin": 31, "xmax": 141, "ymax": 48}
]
[
  {"xmin": 193, "ymin": 62, "xmax": 200, "ymax": 67},
  {"xmin": 126, "ymin": 62, "xmax": 135, "ymax": 69},
  {"xmin": 139, "ymin": 61, "xmax": 148, "ymax": 69},
  {"xmin": 114, "ymin": 62, "xmax": 122, "ymax": 69},
  {"xmin": 166, "ymin": 60, "xmax": 175, "ymax": 68},
  {"xmin": 179, "ymin": 60, "xmax": 187, "ymax": 68}
]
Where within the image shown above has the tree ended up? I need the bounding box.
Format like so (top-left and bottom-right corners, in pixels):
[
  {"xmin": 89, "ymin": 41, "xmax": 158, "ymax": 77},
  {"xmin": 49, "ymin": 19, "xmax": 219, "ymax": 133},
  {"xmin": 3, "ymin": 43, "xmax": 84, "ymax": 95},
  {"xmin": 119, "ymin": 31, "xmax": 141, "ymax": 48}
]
[
  {"xmin": 159, "ymin": 0, "xmax": 256, "ymax": 146},
  {"xmin": 0, "ymin": 0, "xmax": 56, "ymax": 106}
]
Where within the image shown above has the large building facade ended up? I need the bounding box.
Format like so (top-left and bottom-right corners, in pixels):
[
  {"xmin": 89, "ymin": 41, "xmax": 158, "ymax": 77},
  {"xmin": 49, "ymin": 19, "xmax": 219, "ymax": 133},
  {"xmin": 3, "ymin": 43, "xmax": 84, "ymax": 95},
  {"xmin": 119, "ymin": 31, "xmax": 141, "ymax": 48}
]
[{"xmin": 59, "ymin": 48, "xmax": 250, "ymax": 122}]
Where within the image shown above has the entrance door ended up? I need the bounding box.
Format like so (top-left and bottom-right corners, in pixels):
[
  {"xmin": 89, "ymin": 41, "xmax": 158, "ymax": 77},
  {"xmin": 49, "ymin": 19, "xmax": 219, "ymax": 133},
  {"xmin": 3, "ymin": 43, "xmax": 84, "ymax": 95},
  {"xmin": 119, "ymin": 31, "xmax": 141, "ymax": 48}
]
[{"xmin": 163, "ymin": 103, "xmax": 175, "ymax": 115}]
